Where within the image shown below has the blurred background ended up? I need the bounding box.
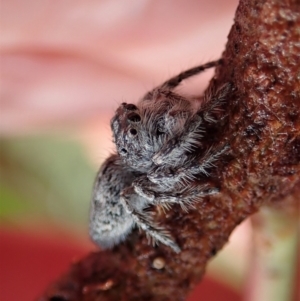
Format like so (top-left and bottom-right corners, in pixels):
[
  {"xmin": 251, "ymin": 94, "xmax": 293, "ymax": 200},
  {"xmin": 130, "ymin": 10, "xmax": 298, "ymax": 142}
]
[{"xmin": 0, "ymin": 1, "xmax": 257, "ymax": 300}]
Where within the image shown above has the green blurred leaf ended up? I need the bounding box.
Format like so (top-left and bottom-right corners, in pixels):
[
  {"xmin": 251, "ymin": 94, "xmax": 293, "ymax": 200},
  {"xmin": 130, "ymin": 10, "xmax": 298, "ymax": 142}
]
[
  {"xmin": 0, "ymin": 183, "xmax": 34, "ymax": 218},
  {"xmin": 0, "ymin": 135, "xmax": 95, "ymax": 232}
]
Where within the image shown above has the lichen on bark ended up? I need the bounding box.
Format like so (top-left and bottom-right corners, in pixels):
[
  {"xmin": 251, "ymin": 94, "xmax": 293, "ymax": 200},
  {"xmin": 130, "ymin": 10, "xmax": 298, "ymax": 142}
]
[{"xmin": 37, "ymin": 0, "xmax": 300, "ymax": 300}]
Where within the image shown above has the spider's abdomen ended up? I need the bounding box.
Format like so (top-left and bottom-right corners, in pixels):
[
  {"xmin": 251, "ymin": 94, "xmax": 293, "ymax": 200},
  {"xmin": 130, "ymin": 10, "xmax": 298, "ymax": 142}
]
[
  {"xmin": 89, "ymin": 155, "xmax": 136, "ymax": 248},
  {"xmin": 89, "ymin": 198, "xmax": 134, "ymax": 248}
]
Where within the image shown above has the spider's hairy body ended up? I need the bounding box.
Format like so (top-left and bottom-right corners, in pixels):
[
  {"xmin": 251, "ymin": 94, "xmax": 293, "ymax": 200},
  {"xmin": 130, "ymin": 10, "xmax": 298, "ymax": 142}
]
[
  {"xmin": 89, "ymin": 155, "xmax": 138, "ymax": 248},
  {"xmin": 90, "ymin": 59, "xmax": 231, "ymax": 253},
  {"xmin": 90, "ymin": 154, "xmax": 181, "ymax": 252}
]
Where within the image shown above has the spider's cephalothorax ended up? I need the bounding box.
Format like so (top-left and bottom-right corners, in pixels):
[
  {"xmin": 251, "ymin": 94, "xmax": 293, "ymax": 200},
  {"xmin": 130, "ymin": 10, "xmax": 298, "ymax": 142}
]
[
  {"xmin": 110, "ymin": 102, "xmax": 166, "ymax": 172},
  {"xmin": 110, "ymin": 89, "xmax": 200, "ymax": 171},
  {"xmin": 91, "ymin": 60, "xmax": 231, "ymax": 253},
  {"xmin": 111, "ymin": 60, "xmax": 230, "ymax": 172}
]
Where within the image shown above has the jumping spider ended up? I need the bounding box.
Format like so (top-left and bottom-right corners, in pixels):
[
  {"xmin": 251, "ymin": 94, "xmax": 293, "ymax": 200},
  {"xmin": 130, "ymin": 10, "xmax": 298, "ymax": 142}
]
[
  {"xmin": 90, "ymin": 60, "xmax": 231, "ymax": 253},
  {"xmin": 111, "ymin": 60, "xmax": 230, "ymax": 172}
]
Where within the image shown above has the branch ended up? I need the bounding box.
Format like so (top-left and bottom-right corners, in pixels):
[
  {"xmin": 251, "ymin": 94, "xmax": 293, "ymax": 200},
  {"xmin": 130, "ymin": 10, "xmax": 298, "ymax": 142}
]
[{"xmin": 37, "ymin": 0, "xmax": 300, "ymax": 300}]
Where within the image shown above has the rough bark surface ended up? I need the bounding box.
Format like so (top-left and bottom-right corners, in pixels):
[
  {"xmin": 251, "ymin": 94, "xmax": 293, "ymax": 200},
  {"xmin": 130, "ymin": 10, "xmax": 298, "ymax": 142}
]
[{"xmin": 37, "ymin": 0, "xmax": 300, "ymax": 300}]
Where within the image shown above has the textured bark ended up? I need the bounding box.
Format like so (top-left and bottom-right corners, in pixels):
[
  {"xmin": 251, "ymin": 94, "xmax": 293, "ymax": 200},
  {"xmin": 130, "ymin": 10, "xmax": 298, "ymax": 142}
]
[{"xmin": 37, "ymin": 0, "xmax": 300, "ymax": 300}]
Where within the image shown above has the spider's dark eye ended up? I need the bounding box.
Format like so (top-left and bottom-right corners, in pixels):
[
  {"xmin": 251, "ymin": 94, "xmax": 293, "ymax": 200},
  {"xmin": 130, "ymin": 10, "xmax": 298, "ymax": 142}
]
[
  {"xmin": 156, "ymin": 128, "xmax": 165, "ymax": 136},
  {"xmin": 129, "ymin": 128, "xmax": 137, "ymax": 136},
  {"xmin": 120, "ymin": 148, "xmax": 127, "ymax": 154},
  {"xmin": 127, "ymin": 112, "xmax": 141, "ymax": 123},
  {"xmin": 125, "ymin": 104, "xmax": 137, "ymax": 111}
]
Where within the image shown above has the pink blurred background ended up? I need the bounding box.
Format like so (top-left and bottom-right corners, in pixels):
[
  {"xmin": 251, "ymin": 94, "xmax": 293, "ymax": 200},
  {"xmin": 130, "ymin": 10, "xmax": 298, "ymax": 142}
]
[
  {"xmin": 1, "ymin": 0, "xmax": 238, "ymax": 135},
  {"xmin": 0, "ymin": 1, "xmax": 255, "ymax": 300}
]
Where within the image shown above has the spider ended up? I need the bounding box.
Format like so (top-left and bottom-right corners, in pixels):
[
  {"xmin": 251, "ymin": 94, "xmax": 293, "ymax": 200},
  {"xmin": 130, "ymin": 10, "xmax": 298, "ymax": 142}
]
[
  {"xmin": 90, "ymin": 60, "xmax": 231, "ymax": 252},
  {"xmin": 111, "ymin": 60, "xmax": 229, "ymax": 172}
]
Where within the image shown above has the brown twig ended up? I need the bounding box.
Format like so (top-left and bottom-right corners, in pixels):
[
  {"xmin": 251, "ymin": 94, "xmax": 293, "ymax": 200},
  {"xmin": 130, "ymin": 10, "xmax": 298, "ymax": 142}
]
[{"xmin": 37, "ymin": 0, "xmax": 300, "ymax": 300}]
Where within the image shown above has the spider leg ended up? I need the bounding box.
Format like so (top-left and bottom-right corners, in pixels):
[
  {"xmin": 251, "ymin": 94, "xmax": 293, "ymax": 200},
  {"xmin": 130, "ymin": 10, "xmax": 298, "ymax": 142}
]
[
  {"xmin": 158, "ymin": 91, "xmax": 191, "ymax": 134},
  {"xmin": 190, "ymin": 144, "xmax": 230, "ymax": 176},
  {"xmin": 153, "ymin": 185, "xmax": 219, "ymax": 212},
  {"xmin": 132, "ymin": 176, "xmax": 157, "ymax": 201},
  {"xmin": 198, "ymin": 82, "xmax": 232, "ymax": 124},
  {"xmin": 132, "ymin": 174, "xmax": 219, "ymax": 211},
  {"xmin": 120, "ymin": 186, "xmax": 181, "ymax": 253},
  {"xmin": 152, "ymin": 114, "xmax": 204, "ymax": 166},
  {"xmin": 142, "ymin": 58, "xmax": 220, "ymax": 100},
  {"xmin": 151, "ymin": 83, "xmax": 232, "ymax": 166},
  {"xmin": 141, "ymin": 88, "xmax": 193, "ymax": 133},
  {"xmin": 159, "ymin": 60, "xmax": 221, "ymax": 90},
  {"xmin": 148, "ymin": 145, "xmax": 229, "ymax": 189}
]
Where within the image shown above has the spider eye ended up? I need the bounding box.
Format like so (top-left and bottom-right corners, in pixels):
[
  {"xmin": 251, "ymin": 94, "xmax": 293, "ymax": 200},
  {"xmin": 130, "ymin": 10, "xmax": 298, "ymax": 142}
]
[
  {"xmin": 129, "ymin": 128, "xmax": 137, "ymax": 136},
  {"xmin": 120, "ymin": 148, "xmax": 127, "ymax": 154},
  {"xmin": 127, "ymin": 112, "xmax": 141, "ymax": 123},
  {"xmin": 125, "ymin": 104, "xmax": 137, "ymax": 111},
  {"xmin": 156, "ymin": 128, "xmax": 165, "ymax": 135}
]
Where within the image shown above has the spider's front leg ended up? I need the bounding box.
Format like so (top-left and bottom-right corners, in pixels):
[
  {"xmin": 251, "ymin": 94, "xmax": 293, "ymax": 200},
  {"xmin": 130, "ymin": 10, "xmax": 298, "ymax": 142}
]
[
  {"xmin": 144, "ymin": 59, "xmax": 221, "ymax": 92},
  {"xmin": 152, "ymin": 184, "xmax": 220, "ymax": 212},
  {"xmin": 152, "ymin": 114, "xmax": 204, "ymax": 166},
  {"xmin": 140, "ymin": 60, "xmax": 223, "ymax": 139},
  {"xmin": 120, "ymin": 185, "xmax": 181, "ymax": 253},
  {"xmin": 152, "ymin": 83, "xmax": 232, "ymax": 166},
  {"xmin": 189, "ymin": 144, "xmax": 230, "ymax": 175},
  {"xmin": 147, "ymin": 144, "xmax": 230, "ymax": 196},
  {"xmin": 199, "ymin": 82, "xmax": 232, "ymax": 124},
  {"xmin": 132, "ymin": 173, "xmax": 219, "ymax": 212}
]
